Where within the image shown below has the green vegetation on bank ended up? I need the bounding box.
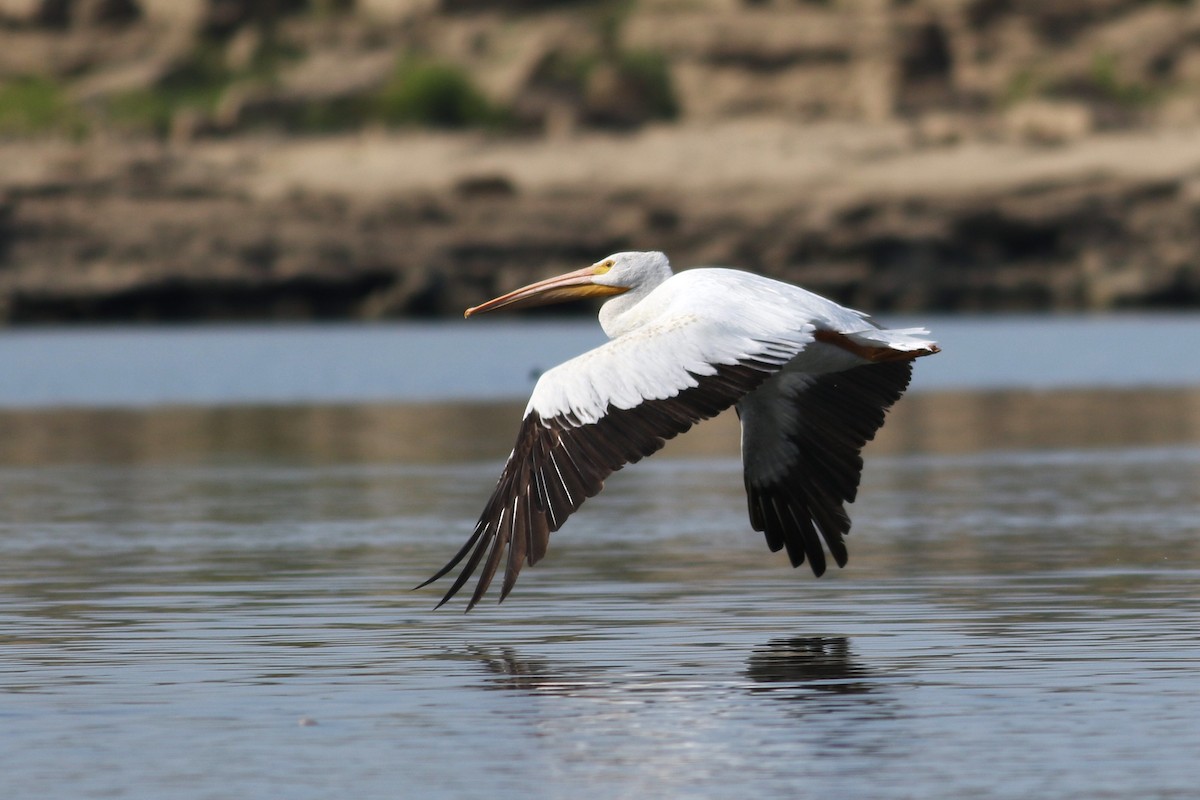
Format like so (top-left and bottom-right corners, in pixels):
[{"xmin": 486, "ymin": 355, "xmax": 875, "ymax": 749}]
[
  {"xmin": 0, "ymin": 0, "xmax": 669, "ymax": 139},
  {"xmin": 0, "ymin": 76, "xmax": 87, "ymax": 138},
  {"xmin": 1, "ymin": 46, "xmax": 670, "ymax": 139},
  {"xmin": 0, "ymin": 0, "xmax": 1191, "ymax": 141},
  {"xmin": 375, "ymin": 59, "xmax": 503, "ymax": 129}
]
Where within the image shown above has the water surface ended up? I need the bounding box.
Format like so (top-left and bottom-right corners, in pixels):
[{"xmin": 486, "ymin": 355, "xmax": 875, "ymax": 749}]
[
  {"xmin": 1, "ymin": 320, "xmax": 1199, "ymax": 799},
  {"xmin": 0, "ymin": 314, "xmax": 1196, "ymax": 408}
]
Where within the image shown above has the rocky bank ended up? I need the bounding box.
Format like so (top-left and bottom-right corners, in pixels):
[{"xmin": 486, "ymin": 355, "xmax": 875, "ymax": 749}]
[{"xmin": 2, "ymin": 0, "xmax": 1200, "ymax": 322}]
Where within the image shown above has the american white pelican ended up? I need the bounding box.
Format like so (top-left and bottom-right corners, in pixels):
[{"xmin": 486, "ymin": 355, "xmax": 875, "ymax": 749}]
[{"xmin": 421, "ymin": 251, "xmax": 939, "ymax": 610}]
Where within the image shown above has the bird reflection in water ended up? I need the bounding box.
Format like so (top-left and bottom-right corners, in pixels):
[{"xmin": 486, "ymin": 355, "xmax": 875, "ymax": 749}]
[
  {"xmin": 462, "ymin": 636, "xmax": 885, "ymax": 705},
  {"xmin": 744, "ymin": 636, "xmax": 877, "ymax": 700},
  {"xmin": 466, "ymin": 646, "xmax": 604, "ymax": 696},
  {"xmin": 745, "ymin": 637, "xmax": 899, "ymax": 759}
]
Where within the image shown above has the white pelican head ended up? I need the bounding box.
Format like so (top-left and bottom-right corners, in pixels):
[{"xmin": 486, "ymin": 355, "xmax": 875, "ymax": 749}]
[{"xmin": 464, "ymin": 251, "xmax": 673, "ymax": 318}]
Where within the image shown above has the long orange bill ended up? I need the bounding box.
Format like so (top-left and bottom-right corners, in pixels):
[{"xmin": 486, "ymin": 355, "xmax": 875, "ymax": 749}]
[{"xmin": 465, "ymin": 265, "xmax": 627, "ymax": 318}]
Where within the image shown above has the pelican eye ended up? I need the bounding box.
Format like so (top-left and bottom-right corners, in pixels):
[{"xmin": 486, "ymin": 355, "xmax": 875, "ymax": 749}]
[{"xmin": 594, "ymin": 260, "xmax": 614, "ymax": 275}]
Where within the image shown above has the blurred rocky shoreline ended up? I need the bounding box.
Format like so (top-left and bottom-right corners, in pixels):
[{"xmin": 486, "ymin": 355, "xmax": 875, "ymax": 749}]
[{"xmin": 2, "ymin": 0, "xmax": 1199, "ymax": 322}]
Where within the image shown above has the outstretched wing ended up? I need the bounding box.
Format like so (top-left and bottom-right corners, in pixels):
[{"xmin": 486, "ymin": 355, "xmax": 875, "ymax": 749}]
[
  {"xmin": 737, "ymin": 360, "xmax": 916, "ymax": 576},
  {"xmin": 419, "ymin": 313, "xmax": 816, "ymax": 610}
]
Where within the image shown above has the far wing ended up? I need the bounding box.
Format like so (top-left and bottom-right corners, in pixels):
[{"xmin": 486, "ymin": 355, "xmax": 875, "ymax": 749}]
[
  {"xmin": 737, "ymin": 360, "xmax": 915, "ymax": 576},
  {"xmin": 420, "ymin": 315, "xmax": 814, "ymax": 610}
]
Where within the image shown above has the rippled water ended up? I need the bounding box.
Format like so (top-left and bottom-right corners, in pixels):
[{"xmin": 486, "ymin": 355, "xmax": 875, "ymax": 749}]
[{"xmin": 2, "ymin": 321, "xmax": 1199, "ymax": 798}]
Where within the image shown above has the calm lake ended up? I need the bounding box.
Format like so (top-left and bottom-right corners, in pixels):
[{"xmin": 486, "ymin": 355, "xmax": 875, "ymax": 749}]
[{"xmin": 1, "ymin": 317, "xmax": 1199, "ymax": 799}]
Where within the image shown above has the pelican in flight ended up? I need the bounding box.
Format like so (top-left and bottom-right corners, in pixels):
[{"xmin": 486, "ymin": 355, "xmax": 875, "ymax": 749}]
[{"xmin": 421, "ymin": 251, "xmax": 939, "ymax": 609}]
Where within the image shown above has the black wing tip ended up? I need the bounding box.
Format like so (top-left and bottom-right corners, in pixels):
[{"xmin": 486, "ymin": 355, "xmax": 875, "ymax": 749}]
[
  {"xmin": 429, "ymin": 579, "xmax": 462, "ymax": 610},
  {"xmin": 413, "ymin": 575, "xmax": 439, "ymax": 592},
  {"xmin": 749, "ymin": 486, "xmax": 847, "ymax": 579},
  {"xmin": 426, "ymin": 583, "xmax": 483, "ymax": 612},
  {"xmin": 422, "ymin": 582, "xmax": 512, "ymax": 613},
  {"xmin": 784, "ymin": 545, "xmax": 848, "ymax": 577}
]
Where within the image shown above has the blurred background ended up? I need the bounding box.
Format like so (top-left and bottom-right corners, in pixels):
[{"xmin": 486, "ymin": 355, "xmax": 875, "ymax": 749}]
[{"xmin": 3, "ymin": 0, "xmax": 1200, "ymax": 323}]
